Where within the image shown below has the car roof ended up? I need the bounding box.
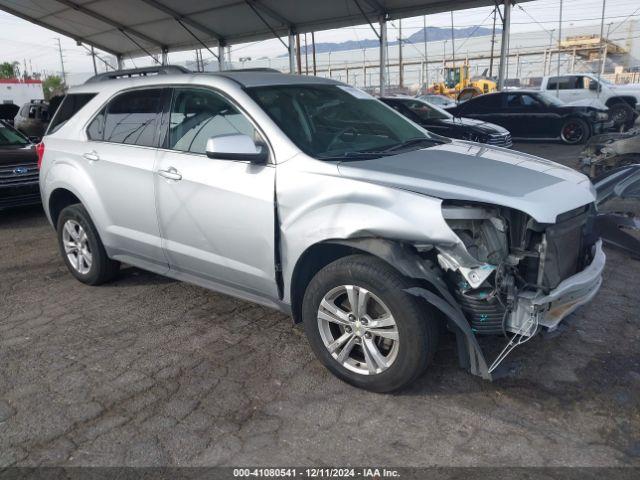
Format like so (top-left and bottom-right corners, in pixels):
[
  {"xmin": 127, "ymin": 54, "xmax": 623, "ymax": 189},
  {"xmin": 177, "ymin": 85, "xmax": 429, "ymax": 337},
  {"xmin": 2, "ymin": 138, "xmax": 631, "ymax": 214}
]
[{"xmin": 69, "ymin": 70, "xmax": 342, "ymax": 94}]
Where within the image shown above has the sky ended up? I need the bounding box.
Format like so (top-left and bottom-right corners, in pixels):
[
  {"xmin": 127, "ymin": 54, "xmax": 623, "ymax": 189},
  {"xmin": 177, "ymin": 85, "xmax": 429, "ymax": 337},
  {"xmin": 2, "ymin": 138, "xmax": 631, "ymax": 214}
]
[{"xmin": 0, "ymin": 0, "xmax": 638, "ymax": 80}]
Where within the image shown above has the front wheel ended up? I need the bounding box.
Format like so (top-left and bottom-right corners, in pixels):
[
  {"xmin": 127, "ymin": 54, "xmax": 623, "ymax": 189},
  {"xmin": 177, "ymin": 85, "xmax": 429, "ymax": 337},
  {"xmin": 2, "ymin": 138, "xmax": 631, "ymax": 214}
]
[
  {"xmin": 560, "ymin": 117, "xmax": 590, "ymax": 144},
  {"xmin": 302, "ymin": 255, "xmax": 439, "ymax": 392}
]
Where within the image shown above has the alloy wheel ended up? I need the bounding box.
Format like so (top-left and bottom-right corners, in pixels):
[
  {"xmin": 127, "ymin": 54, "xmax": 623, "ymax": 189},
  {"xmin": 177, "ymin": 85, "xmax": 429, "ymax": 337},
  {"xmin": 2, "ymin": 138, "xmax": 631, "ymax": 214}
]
[
  {"xmin": 561, "ymin": 121, "xmax": 585, "ymax": 144},
  {"xmin": 317, "ymin": 285, "xmax": 399, "ymax": 375},
  {"xmin": 62, "ymin": 219, "xmax": 92, "ymax": 275}
]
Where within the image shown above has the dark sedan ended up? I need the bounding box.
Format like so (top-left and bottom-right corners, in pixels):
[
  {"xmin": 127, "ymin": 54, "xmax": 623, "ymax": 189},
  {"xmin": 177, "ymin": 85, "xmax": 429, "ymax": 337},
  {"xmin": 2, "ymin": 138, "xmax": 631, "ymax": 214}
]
[
  {"xmin": 446, "ymin": 90, "xmax": 612, "ymax": 144},
  {"xmin": 381, "ymin": 96, "xmax": 513, "ymax": 148},
  {"xmin": 0, "ymin": 121, "xmax": 40, "ymax": 209}
]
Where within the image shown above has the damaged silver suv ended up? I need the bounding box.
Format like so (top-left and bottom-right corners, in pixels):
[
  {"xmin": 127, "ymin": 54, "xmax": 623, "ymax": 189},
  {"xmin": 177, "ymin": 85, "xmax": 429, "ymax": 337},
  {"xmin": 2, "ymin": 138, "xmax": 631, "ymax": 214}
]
[{"xmin": 39, "ymin": 69, "xmax": 605, "ymax": 392}]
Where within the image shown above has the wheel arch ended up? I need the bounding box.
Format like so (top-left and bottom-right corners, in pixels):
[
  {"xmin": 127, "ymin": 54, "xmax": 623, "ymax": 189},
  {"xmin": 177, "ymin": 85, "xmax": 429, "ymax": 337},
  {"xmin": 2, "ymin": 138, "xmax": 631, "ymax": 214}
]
[
  {"xmin": 605, "ymin": 96, "xmax": 637, "ymax": 108},
  {"xmin": 289, "ymin": 238, "xmax": 444, "ymax": 324},
  {"xmin": 49, "ymin": 188, "xmax": 82, "ymax": 229}
]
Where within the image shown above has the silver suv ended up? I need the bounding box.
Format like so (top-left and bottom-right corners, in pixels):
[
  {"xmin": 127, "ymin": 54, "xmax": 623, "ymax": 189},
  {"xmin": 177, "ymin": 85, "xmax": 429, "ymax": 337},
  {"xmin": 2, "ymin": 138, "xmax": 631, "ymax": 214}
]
[{"xmin": 39, "ymin": 70, "xmax": 605, "ymax": 392}]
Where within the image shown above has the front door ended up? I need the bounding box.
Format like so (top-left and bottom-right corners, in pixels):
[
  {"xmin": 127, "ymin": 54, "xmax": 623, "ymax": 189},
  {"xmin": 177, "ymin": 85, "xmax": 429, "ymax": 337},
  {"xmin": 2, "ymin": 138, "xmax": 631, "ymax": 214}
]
[{"xmin": 154, "ymin": 87, "xmax": 277, "ymax": 299}]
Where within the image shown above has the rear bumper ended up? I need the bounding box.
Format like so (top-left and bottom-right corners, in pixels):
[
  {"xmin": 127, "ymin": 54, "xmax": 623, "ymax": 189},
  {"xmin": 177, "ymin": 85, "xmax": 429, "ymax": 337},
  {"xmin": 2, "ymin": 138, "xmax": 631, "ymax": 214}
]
[
  {"xmin": 510, "ymin": 240, "xmax": 605, "ymax": 333},
  {"xmin": 0, "ymin": 183, "xmax": 41, "ymax": 208}
]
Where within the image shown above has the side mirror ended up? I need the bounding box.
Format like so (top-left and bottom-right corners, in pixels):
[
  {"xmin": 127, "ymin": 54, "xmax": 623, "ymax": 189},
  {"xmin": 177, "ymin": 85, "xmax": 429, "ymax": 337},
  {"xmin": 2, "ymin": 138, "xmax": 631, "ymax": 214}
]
[
  {"xmin": 205, "ymin": 134, "xmax": 268, "ymax": 165},
  {"xmin": 588, "ymin": 82, "xmax": 598, "ymax": 91}
]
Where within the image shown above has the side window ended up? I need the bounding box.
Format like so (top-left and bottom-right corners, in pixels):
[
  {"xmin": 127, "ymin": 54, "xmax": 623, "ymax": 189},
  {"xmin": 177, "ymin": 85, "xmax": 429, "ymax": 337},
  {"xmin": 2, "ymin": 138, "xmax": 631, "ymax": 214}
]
[
  {"xmin": 521, "ymin": 94, "xmax": 540, "ymax": 107},
  {"xmin": 103, "ymin": 89, "xmax": 163, "ymax": 147},
  {"xmin": 87, "ymin": 108, "xmax": 105, "ymax": 140},
  {"xmin": 547, "ymin": 76, "xmax": 578, "ymax": 90},
  {"xmin": 506, "ymin": 94, "xmax": 522, "ymax": 107},
  {"xmin": 468, "ymin": 94, "xmax": 502, "ymax": 110},
  {"xmin": 47, "ymin": 93, "xmax": 97, "ymax": 135},
  {"xmin": 168, "ymin": 88, "xmax": 259, "ymax": 154}
]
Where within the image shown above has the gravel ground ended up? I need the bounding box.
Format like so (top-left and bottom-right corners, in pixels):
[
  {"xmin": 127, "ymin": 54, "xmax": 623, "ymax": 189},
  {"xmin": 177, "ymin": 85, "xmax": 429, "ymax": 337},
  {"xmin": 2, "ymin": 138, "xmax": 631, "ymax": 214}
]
[{"xmin": 0, "ymin": 142, "xmax": 639, "ymax": 467}]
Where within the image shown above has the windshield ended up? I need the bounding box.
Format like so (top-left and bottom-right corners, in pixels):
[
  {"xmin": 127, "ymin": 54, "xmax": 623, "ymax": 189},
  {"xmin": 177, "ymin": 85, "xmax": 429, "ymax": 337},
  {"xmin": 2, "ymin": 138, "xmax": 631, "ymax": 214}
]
[
  {"xmin": 419, "ymin": 95, "xmax": 451, "ymax": 106},
  {"xmin": 246, "ymin": 84, "xmax": 435, "ymax": 159},
  {"xmin": 537, "ymin": 92, "xmax": 565, "ymax": 107},
  {"xmin": 0, "ymin": 122, "xmax": 29, "ymax": 146},
  {"xmin": 400, "ymin": 99, "xmax": 452, "ymax": 121}
]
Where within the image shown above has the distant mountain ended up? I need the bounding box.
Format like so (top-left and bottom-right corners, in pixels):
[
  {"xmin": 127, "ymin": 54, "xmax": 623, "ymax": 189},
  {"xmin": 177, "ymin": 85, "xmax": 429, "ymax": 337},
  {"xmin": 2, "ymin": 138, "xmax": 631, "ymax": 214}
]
[{"xmin": 297, "ymin": 26, "xmax": 500, "ymax": 55}]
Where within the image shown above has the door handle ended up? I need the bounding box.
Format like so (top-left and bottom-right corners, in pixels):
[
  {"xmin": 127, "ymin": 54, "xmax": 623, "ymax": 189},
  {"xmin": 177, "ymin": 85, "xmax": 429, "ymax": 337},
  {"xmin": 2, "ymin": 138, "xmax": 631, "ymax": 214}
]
[
  {"xmin": 158, "ymin": 167, "xmax": 182, "ymax": 181},
  {"xmin": 83, "ymin": 151, "xmax": 99, "ymax": 161}
]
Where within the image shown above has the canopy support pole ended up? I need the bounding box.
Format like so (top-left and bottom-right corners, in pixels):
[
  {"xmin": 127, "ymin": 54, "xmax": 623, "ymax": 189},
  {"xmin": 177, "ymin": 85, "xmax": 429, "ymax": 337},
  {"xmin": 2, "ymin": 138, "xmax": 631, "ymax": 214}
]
[
  {"xmin": 288, "ymin": 30, "xmax": 296, "ymax": 74},
  {"xmin": 161, "ymin": 47, "xmax": 168, "ymax": 65},
  {"xmin": 497, "ymin": 0, "xmax": 511, "ymax": 90},
  {"xmin": 117, "ymin": 55, "xmax": 124, "ymax": 70},
  {"xmin": 218, "ymin": 43, "xmax": 225, "ymax": 71},
  {"xmin": 379, "ymin": 14, "xmax": 387, "ymax": 95}
]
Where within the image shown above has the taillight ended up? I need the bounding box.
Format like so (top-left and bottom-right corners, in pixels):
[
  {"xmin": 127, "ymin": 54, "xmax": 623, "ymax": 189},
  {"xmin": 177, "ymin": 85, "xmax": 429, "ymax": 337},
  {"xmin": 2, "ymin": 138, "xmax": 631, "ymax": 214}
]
[{"xmin": 36, "ymin": 142, "xmax": 45, "ymax": 169}]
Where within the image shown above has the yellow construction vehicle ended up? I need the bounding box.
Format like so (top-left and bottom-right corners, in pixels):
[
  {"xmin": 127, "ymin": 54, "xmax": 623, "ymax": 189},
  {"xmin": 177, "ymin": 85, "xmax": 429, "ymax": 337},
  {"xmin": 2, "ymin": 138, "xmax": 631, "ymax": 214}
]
[{"xmin": 430, "ymin": 60, "xmax": 497, "ymax": 100}]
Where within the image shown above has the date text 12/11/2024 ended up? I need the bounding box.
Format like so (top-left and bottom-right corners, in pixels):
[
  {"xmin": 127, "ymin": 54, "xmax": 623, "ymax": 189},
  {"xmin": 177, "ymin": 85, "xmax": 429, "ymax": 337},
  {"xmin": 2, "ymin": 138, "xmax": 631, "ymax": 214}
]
[{"xmin": 233, "ymin": 468, "xmax": 401, "ymax": 478}]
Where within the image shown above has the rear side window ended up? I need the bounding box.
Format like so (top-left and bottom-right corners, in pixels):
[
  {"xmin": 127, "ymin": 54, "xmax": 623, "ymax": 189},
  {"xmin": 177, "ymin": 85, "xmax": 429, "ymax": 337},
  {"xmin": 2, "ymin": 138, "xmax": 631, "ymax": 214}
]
[
  {"xmin": 101, "ymin": 89, "xmax": 163, "ymax": 147},
  {"xmin": 47, "ymin": 93, "xmax": 97, "ymax": 135},
  {"xmin": 465, "ymin": 94, "xmax": 502, "ymax": 111},
  {"xmin": 547, "ymin": 76, "xmax": 580, "ymax": 90}
]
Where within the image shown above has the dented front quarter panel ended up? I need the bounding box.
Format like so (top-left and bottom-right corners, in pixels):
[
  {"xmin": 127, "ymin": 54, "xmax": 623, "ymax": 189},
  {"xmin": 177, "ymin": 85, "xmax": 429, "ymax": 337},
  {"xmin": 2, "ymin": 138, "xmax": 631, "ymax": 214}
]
[{"xmin": 276, "ymin": 154, "xmax": 463, "ymax": 304}]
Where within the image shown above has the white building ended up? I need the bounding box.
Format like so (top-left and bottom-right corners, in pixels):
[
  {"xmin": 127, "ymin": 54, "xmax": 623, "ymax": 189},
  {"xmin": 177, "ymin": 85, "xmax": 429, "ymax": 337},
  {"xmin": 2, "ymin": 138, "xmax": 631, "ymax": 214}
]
[{"xmin": 0, "ymin": 79, "xmax": 44, "ymax": 106}]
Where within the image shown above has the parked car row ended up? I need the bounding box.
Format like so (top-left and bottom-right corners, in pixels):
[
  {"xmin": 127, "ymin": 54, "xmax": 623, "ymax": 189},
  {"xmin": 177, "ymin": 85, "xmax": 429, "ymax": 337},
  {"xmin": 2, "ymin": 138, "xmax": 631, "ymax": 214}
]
[
  {"xmin": 381, "ymin": 96, "xmax": 512, "ymax": 147},
  {"xmin": 446, "ymin": 90, "xmax": 612, "ymax": 145},
  {"xmin": 0, "ymin": 99, "xmax": 52, "ymax": 142}
]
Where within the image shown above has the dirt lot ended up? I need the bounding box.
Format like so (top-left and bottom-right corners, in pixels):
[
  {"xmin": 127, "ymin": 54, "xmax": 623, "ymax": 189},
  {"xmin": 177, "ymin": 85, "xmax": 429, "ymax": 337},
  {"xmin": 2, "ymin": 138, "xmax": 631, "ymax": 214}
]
[{"xmin": 1, "ymin": 143, "xmax": 639, "ymax": 467}]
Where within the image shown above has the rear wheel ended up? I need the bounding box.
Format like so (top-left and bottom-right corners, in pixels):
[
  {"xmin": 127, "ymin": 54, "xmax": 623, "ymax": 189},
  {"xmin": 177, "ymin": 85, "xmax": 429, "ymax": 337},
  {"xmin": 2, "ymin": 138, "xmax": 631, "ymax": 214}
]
[
  {"xmin": 57, "ymin": 204, "xmax": 120, "ymax": 285},
  {"xmin": 560, "ymin": 117, "xmax": 590, "ymax": 144},
  {"xmin": 302, "ymin": 254, "xmax": 439, "ymax": 392}
]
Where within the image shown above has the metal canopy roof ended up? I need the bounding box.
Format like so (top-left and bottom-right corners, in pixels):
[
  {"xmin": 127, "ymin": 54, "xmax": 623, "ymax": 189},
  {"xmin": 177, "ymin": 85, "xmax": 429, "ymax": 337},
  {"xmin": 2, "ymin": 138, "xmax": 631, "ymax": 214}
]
[{"xmin": 0, "ymin": 0, "xmax": 516, "ymax": 58}]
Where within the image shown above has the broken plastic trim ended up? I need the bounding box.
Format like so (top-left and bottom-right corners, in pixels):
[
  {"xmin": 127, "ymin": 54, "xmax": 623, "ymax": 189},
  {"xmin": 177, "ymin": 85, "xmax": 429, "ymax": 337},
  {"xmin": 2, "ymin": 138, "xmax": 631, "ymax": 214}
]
[
  {"xmin": 593, "ymin": 164, "xmax": 640, "ymax": 205},
  {"xmin": 593, "ymin": 164, "xmax": 640, "ymax": 258}
]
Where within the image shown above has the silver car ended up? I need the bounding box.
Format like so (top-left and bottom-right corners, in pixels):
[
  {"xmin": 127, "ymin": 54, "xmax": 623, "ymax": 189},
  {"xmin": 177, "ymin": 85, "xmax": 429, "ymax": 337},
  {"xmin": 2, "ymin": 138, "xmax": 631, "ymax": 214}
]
[{"xmin": 38, "ymin": 70, "xmax": 605, "ymax": 392}]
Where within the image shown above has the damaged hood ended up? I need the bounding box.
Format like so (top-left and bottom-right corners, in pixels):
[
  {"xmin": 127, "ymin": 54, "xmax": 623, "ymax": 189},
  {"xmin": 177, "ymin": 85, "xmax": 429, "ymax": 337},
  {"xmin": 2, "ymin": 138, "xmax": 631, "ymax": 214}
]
[{"xmin": 336, "ymin": 141, "xmax": 596, "ymax": 223}]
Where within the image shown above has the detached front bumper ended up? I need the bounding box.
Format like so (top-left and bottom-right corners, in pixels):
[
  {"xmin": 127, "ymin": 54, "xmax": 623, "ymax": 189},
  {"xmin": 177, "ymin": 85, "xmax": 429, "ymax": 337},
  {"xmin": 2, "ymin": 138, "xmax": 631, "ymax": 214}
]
[{"xmin": 511, "ymin": 240, "xmax": 606, "ymax": 333}]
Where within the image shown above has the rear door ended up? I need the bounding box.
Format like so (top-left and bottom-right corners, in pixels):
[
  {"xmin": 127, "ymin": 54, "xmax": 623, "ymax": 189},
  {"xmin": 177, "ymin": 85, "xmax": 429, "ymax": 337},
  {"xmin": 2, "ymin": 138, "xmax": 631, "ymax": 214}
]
[
  {"xmin": 82, "ymin": 88, "xmax": 168, "ymax": 272},
  {"xmin": 459, "ymin": 94, "xmax": 505, "ymax": 127},
  {"xmin": 154, "ymin": 86, "xmax": 277, "ymax": 298}
]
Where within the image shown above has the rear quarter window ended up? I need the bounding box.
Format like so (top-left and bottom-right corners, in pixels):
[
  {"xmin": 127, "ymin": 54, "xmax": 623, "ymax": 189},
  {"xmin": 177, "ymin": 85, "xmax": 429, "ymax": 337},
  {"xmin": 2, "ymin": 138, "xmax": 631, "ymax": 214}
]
[{"xmin": 47, "ymin": 93, "xmax": 97, "ymax": 135}]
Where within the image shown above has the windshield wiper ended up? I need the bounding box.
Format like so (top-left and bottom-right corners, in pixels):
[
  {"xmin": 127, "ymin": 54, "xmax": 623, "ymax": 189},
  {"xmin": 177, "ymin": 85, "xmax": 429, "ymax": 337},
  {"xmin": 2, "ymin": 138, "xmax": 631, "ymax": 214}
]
[
  {"xmin": 380, "ymin": 137, "xmax": 444, "ymax": 153},
  {"xmin": 317, "ymin": 151, "xmax": 392, "ymax": 161}
]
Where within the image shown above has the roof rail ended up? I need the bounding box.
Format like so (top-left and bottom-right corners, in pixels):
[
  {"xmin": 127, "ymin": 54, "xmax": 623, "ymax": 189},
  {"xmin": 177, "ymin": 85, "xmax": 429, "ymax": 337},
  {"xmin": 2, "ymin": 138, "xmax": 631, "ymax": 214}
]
[
  {"xmin": 217, "ymin": 68, "xmax": 282, "ymax": 73},
  {"xmin": 84, "ymin": 65, "xmax": 190, "ymax": 84}
]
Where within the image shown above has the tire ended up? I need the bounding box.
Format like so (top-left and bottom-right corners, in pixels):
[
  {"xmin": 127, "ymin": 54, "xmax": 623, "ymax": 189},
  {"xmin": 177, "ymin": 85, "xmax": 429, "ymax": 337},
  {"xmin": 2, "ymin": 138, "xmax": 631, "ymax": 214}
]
[
  {"xmin": 56, "ymin": 204, "xmax": 120, "ymax": 285},
  {"xmin": 608, "ymin": 102, "xmax": 635, "ymax": 131},
  {"xmin": 560, "ymin": 117, "xmax": 590, "ymax": 145},
  {"xmin": 302, "ymin": 254, "xmax": 439, "ymax": 393}
]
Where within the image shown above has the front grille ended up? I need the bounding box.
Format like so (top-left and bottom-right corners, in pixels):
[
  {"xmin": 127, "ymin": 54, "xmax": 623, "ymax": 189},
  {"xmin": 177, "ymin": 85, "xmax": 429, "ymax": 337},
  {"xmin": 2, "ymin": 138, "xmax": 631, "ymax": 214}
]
[
  {"xmin": 485, "ymin": 133, "xmax": 513, "ymax": 148},
  {"xmin": 0, "ymin": 162, "xmax": 39, "ymax": 187}
]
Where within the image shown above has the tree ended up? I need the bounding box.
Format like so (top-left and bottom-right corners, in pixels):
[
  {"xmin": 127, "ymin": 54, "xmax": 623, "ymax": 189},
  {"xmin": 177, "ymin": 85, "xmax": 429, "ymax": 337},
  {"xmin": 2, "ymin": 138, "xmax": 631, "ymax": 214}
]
[
  {"xmin": 0, "ymin": 61, "xmax": 20, "ymax": 79},
  {"xmin": 42, "ymin": 75, "xmax": 66, "ymax": 100}
]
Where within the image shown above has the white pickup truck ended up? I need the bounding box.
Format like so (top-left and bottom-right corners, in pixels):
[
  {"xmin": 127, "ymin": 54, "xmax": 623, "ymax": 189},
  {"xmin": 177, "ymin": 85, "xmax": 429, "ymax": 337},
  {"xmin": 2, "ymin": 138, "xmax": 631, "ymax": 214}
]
[{"xmin": 539, "ymin": 74, "xmax": 640, "ymax": 129}]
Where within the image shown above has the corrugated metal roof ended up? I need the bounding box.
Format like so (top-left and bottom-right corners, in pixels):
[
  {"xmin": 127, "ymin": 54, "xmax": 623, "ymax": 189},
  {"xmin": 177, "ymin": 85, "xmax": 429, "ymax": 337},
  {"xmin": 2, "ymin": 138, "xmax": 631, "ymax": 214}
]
[{"xmin": 0, "ymin": 0, "xmax": 520, "ymax": 58}]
